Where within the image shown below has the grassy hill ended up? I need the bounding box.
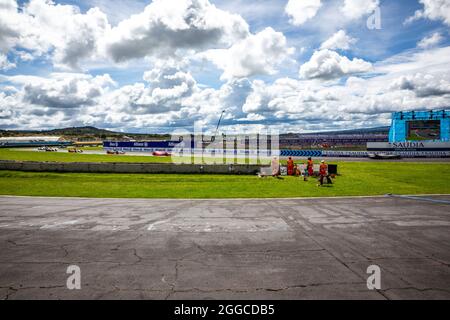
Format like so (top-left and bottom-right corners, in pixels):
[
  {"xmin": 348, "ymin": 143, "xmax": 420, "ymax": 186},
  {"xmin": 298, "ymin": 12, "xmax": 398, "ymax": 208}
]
[
  {"xmin": 1, "ymin": 125, "xmax": 390, "ymax": 140},
  {"xmin": 0, "ymin": 126, "xmax": 171, "ymax": 141}
]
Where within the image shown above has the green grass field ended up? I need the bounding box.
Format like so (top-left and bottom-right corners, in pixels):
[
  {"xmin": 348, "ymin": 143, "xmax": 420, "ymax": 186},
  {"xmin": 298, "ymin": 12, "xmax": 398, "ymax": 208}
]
[
  {"xmin": 0, "ymin": 148, "xmax": 270, "ymax": 164},
  {"xmin": 76, "ymin": 146, "xmax": 103, "ymax": 151},
  {"xmin": 1, "ymin": 162, "xmax": 449, "ymax": 198},
  {"xmin": 0, "ymin": 148, "xmax": 173, "ymax": 163}
]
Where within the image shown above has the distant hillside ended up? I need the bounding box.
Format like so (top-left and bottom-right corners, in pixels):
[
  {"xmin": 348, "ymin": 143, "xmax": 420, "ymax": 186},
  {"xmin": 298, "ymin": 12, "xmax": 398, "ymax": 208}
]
[
  {"xmin": 0, "ymin": 126, "xmax": 171, "ymax": 141},
  {"xmin": 45, "ymin": 126, "xmax": 117, "ymax": 136},
  {"xmin": 0, "ymin": 126, "xmax": 114, "ymax": 136},
  {"xmin": 1, "ymin": 125, "xmax": 390, "ymax": 140}
]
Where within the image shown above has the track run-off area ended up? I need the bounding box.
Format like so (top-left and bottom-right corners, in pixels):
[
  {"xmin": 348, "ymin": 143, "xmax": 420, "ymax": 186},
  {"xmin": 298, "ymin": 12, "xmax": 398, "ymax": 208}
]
[{"xmin": 0, "ymin": 195, "xmax": 449, "ymax": 299}]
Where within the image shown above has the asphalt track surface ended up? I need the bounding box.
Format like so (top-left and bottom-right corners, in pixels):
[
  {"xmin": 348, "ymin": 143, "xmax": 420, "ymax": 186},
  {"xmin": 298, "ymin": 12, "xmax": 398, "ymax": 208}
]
[
  {"xmin": 15, "ymin": 148, "xmax": 450, "ymax": 162},
  {"xmin": 0, "ymin": 195, "xmax": 449, "ymax": 300}
]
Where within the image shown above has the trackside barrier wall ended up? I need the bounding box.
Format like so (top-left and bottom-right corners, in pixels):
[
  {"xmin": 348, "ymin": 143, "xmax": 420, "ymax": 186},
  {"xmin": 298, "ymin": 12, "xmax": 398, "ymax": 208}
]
[{"xmin": 0, "ymin": 161, "xmax": 261, "ymax": 175}]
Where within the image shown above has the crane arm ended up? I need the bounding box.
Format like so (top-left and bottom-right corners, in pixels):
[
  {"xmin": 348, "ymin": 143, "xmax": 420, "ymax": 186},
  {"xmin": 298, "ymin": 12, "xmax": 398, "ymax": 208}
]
[{"xmin": 214, "ymin": 110, "xmax": 225, "ymax": 138}]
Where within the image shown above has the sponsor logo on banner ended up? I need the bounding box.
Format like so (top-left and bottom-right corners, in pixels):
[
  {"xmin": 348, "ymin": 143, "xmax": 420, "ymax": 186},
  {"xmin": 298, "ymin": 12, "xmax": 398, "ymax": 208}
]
[{"xmin": 390, "ymin": 142, "xmax": 425, "ymax": 148}]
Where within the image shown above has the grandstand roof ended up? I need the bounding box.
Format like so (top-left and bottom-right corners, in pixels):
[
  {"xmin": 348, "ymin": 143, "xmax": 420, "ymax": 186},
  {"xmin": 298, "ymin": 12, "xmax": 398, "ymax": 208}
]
[{"xmin": 0, "ymin": 136, "xmax": 62, "ymax": 142}]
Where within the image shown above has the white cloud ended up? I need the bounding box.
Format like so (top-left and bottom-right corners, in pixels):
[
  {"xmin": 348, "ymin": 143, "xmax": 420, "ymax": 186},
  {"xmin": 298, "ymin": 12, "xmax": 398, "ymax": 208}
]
[
  {"xmin": 0, "ymin": 0, "xmax": 25, "ymax": 68},
  {"xmin": 243, "ymin": 78, "xmax": 300, "ymax": 114},
  {"xmin": 15, "ymin": 50, "xmax": 34, "ymax": 62},
  {"xmin": 82, "ymin": 0, "xmax": 148, "ymax": 26},
  {"xmin": 109, "ymin": 62, "xmax": 199, "ymax": 115},
  {"xmin": 52, "ymin": 8, "xmax": 110, "ymax": 70},
  {"xmin": 0, "ymin": 0, "xmax": 112, "ymax": 70},
  {"xmin": 375, "ymin": 46, "xmax": 450, "ymax": 76},
  {"xmin": 0, "ymin": 0, "xmax": 20, "ymax": 49},
  {"xmin": 4, "ymin": 72, "xmax": 116, "ymax": 109},
  {"xmin": 239, "ymin": 68, "xmax": 450, "ymax": 131},
  {"xmin": 3, "ymin": 44, "xmax": 450, "ymax": 132},
  {"xmin": 0, "ymin": 89, "xmax": 19, "ymax": 122},
  {"xmin": 237, "ymin": 46, "xmax": 450, "ymax": 130},
  {"xmin": 0, "ymin": 0, "xmax": 251, "ymax": 70},
  {"xmin": 299, "ymin": 49, "xmax": 372, "ymax": 80},
  {"xmin": 0, "ymin": 53, "xmax": 15, "ymax": 70},
  {"xmin": 390, "ymin": 73, "xmax": 450, "ymax": 97},
  {"xmin": 98, "ymin": 68, "xmax": 256, "ymax": 130},
  {"xmin": 341, "ymin": 0, "xmax": 379, "ymax": 20},
  {"xmin": 2, "ymin": 0, "xmax": 450, "ymax": 132},
  {"xmin": 417, "ymin": 32, "xmax": 443, "ymax": 49},
  {"xmin": 104, "ymin": 0, "xmax": 250, "ymax": 62},
  {"xmin": 23, "ymin": 73, "xmax": 115, "ymax": 109},
  {"xmin": 285, "ymin": 0, "xmax": 322, "ymax": 26},
  {"xmin": 405, "ymin": 0, "xmax": 450, "ymax": 26},
  {"xmin": 201, "ymin": 27, "xmax": 294, "ymax": 80},
  {"xmin": 240, "ymin": 77, "xmax": 386, "ymax": 131},
  {"xmin": 0, "ymin": 72, "xmax": 117, "ymax": 129},
  {"xmin": 320, "ymin": 30, "xmax": 357, "ymax": 50},
  {"xmin": 404, "ymin": 10, "xmax": 423, "ymax": 25},
  {"xmin": 0, "ymin": 63, "xmax": 254, "ymax": 131}
]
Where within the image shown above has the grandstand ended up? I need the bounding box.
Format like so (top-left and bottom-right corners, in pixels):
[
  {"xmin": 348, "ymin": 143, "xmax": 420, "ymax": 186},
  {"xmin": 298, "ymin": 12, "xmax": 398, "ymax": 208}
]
[
  {"xmin": 0, "ymin": 136, "xmax": 72, "ymax": 148},
  {"xmin": 280, "ymin": 130, "xmax": 389, "ymax": 150}
]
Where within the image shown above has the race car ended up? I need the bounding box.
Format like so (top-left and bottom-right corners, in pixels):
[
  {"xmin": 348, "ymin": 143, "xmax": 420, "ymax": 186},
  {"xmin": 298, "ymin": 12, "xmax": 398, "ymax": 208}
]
[
  {"xmin": 152, "ymin": 151, "xmax": 171, "ymax": 157},
  {"xmin": 68, "ymin": 148, "xmax": 83, "ymax": 153},
  {"xmin": 106, "ymin": 150, "xmax": 125, "ymax": 155},
  {"xmin": 368, "ymin": 153, "xmax": 401, "ymax": 160}
]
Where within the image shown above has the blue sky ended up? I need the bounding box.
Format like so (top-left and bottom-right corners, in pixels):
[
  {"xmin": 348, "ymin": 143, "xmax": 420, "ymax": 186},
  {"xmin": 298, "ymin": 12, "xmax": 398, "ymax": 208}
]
[{"xmin": 1, "ymin": 0, "xmax": 450, "ymax": 133}]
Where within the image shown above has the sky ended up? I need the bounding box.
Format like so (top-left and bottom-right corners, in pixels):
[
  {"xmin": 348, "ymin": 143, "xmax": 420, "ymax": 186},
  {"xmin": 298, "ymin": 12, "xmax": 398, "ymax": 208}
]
[{"xmin": 0, "ymin": 0, "xmax": 450, "ymax": 134}]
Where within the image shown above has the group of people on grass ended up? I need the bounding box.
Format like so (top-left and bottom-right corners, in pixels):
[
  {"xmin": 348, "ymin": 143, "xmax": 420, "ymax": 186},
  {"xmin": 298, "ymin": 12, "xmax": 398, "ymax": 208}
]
[{"xmin": 270, "ymin": 156, "xmax": 333, "ymax": 186}]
